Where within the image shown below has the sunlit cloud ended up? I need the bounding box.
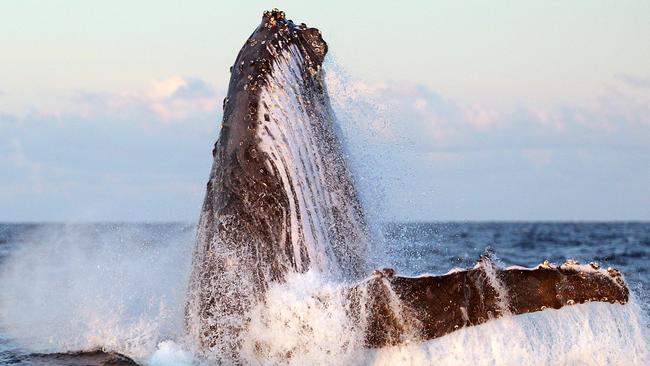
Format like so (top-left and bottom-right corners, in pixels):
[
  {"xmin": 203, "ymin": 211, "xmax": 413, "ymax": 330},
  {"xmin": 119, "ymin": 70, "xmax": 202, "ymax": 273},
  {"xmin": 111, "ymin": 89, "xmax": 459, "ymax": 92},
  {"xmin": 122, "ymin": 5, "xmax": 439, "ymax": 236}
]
[
  {"xmin": 365, "ymin": 81, "xmax": 650, "ymax": 149},
  {"xmin": 0, "ymin": 78, "xmax": 221, "ymax": 221},
  {"xmin": 42, "ymin": 76, "xmax": 223, "ymax": 125}
]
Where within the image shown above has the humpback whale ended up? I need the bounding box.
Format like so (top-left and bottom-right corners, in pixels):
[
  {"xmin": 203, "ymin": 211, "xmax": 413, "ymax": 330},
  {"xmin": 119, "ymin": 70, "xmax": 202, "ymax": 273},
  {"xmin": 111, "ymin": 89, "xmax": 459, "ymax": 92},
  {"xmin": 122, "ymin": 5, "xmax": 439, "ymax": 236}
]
[
  {"xmin": 185, "ymin": 8, "xmax": 371, "ymax": 358},
  {"xmin": 186, "ymin": 8, "xmax": 629, "ymax": 361}
]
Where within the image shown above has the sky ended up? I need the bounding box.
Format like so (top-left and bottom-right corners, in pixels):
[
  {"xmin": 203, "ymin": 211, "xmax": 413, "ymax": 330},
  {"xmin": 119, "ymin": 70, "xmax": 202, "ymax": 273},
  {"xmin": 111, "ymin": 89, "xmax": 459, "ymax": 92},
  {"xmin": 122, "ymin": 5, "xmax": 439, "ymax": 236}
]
[{"xmin": 0, "ymin": 1, "xmax": 649, "ymax": 222}]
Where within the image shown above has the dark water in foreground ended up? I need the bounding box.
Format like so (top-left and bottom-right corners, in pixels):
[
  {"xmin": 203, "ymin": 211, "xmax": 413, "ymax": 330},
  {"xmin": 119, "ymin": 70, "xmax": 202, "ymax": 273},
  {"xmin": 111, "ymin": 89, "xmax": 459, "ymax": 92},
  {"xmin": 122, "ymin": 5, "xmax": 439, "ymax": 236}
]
[{"xmin": 0, "ymin": 222, "xmax": 648, "ymax": 365}]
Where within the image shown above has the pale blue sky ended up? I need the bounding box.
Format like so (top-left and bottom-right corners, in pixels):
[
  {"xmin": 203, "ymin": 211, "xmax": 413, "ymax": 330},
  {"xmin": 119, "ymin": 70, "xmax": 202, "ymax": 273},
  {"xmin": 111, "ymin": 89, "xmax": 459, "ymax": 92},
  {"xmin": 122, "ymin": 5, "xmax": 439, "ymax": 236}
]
[{"xmin": 0, "ymin": 1, "xmax": 649, "ymax": 221}]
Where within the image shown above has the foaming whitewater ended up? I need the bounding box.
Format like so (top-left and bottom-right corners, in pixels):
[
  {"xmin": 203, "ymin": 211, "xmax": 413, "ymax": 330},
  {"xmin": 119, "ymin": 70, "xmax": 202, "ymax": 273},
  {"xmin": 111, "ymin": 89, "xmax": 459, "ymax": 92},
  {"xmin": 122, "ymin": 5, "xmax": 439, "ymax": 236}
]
[
  {"xmin": 239, "ymin": 271, "xmax": 649, "ymax": 365},
  {"xmin": 240, "ymin": 270, "xmax": 365, "ymax": 364},
  {"xmin": 0, "ymin": 224, "xmax": 194, "ymax": 363},
  {"xmin": 369, "ymin": 301, "xmax": 649, "ymax": 365}
]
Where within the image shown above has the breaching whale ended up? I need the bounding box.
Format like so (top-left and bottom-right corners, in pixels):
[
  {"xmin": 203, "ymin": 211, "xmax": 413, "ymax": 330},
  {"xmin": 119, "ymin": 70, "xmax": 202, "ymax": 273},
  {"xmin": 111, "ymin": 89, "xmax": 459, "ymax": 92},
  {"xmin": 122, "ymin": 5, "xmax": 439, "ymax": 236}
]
[
  {"xmin": 185, "ymin": 8, "xmax": 629, "ymax": 360},
  {"xmin": 184, "ymin": 8, "xmax": 372, "ymax": 359}
]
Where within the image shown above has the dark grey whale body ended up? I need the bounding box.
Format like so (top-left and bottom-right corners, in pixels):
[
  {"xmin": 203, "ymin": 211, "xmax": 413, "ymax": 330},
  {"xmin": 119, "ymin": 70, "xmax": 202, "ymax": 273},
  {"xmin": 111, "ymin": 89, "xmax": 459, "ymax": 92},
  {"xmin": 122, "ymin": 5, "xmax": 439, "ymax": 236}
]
[
  {"xmin": 19, "ymin": 350, "xmax": 138, "ymax": 366},
  {"xmin": 185, "ymin": 8, "xmax": 371, "ymax": 358},
  {"xmin": 185, "ymin": 7, "xmax": 630, "ymax": 361}
]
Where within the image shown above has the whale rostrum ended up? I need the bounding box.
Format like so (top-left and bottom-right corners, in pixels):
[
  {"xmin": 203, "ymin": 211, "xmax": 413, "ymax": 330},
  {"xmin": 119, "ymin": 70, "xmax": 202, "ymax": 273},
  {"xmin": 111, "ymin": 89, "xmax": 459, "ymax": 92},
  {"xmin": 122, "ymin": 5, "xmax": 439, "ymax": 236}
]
[{"xmin": 185, "ymin": 8, "xmax": 629, "ymax": 359}]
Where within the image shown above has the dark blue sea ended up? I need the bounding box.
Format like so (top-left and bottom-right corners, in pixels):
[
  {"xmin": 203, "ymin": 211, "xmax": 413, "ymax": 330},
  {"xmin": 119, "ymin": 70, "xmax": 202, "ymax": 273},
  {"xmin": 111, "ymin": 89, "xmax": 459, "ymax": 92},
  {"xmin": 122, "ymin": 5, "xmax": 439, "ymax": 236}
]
[
  {"xmin": 382, "ymin": 222, "xmax": 650, "ymax": 310},
  {"xmin": 0, "ymin": 222, "xmax": 648, "ymax": 365}
]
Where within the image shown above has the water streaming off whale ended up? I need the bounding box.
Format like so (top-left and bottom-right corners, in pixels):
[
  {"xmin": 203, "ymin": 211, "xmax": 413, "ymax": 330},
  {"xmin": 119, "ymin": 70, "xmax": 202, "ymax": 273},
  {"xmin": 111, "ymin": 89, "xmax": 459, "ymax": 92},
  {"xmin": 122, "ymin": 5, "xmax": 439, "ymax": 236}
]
[{"xmin": 185, "ymin": 11, "xmax": 370, "ymax": 359}]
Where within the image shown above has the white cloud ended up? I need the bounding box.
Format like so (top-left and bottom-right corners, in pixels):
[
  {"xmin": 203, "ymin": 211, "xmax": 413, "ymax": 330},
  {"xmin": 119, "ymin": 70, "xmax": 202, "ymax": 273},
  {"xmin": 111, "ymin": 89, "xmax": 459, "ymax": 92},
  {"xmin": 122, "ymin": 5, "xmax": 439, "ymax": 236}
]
[
  {"xmin": 64, "ymin": 76, "xmax": 221, "ymax": 124},
  {"xmin": 148, "ymin": 76, "xmax": 189, "ymax": 99},
  {"xmin": 146, "ymin": 76, "xmax": 218, "ymax": 121},
  {"xmin": 461, "ymin": 105, "xmax": 501, "ymax": 130},
  {"xmin": 354, "ymin": 81, "xmax": 650, "ymax": 151}
]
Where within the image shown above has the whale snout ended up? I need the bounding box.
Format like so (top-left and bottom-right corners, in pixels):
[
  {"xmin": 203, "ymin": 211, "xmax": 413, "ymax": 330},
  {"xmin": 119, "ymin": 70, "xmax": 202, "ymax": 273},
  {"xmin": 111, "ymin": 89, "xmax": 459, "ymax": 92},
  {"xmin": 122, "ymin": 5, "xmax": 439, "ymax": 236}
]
[{"xmin": 259, "ymin": 8, "xmax": 328, "ymax": 68}]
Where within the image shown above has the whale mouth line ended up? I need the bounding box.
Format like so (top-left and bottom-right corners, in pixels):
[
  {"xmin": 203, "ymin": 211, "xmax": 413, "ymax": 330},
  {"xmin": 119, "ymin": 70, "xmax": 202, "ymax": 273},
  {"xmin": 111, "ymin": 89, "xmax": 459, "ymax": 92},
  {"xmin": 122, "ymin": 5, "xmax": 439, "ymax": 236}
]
[{"xmin": 184, "ymin": 7, "xmax": 632, "ymax": 362}]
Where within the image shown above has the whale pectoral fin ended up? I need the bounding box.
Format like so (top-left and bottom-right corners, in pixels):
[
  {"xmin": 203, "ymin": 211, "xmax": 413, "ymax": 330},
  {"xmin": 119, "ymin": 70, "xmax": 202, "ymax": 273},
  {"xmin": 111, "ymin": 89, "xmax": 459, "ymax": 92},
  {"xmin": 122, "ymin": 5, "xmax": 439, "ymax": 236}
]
[{"xmin": 353, "ymin": 262, "xmax": 628, "ymax": 348}]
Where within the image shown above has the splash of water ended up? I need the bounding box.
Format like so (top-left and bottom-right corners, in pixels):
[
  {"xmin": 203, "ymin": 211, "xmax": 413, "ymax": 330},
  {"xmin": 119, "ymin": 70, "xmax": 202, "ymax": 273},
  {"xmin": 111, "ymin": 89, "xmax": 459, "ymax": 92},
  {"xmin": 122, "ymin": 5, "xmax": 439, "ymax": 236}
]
[
  {"xmin": 368, "ymin": 300, "xmax": 649, "ymax": 365},
  {"xmin": 0, "ymin": 224, "xmax": 194, "ymax": 363},
  {"xmin": 241, "ymin": 271, "xmax": 650, "ymax": 365}
]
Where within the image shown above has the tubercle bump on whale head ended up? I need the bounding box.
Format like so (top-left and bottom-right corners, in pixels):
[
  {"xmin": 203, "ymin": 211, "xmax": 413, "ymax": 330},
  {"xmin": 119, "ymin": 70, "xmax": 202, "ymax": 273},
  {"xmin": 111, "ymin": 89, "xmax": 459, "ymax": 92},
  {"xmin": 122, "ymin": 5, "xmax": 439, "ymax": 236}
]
[
  {"xmin": 220, "ymin": 8, "xmax": 329, "ymax": 135},
  {"xmin": 262, "ymin": 8, "xmax": 286, "ymax": 25},
  {"xmin": 254, "ymin": 9, "xmax": 328, "ymax": 69}
]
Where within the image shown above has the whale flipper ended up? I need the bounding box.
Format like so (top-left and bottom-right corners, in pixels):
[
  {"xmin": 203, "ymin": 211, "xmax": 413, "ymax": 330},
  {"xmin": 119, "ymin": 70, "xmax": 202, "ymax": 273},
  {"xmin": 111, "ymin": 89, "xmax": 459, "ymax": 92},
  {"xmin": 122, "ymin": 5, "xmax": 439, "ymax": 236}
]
[{"xmin": 353, "ymin": 259, "xmax": 628, "ymax": 347}]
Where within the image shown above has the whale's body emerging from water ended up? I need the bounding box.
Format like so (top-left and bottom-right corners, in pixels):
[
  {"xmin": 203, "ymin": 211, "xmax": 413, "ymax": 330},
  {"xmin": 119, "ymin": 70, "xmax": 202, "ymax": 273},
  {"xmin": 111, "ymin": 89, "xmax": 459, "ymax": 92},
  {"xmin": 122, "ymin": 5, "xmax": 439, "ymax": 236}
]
[
  {"xmin": 185, "ymin": 9, "xmax": 371, "ymax": 358},
  {"xmin": 186, "ymin": 9, "xmax": 629, "ymax": 361}
]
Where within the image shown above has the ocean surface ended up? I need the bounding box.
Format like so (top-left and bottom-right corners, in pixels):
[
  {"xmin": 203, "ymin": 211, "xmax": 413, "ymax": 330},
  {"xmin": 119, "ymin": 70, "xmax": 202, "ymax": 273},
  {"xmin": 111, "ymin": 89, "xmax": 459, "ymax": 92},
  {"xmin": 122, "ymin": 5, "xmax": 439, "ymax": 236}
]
[{"xmin": 0, "ymin": 222, "xmax": 648, "ymax": 365}]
